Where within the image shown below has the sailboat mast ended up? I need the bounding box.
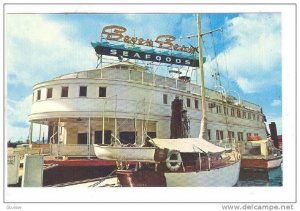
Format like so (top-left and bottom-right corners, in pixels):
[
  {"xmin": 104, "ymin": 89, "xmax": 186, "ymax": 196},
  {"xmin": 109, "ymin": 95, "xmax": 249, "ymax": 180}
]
[{"xmin": 197, "ymin": 14, "xmax": 207, "ymax": 140}]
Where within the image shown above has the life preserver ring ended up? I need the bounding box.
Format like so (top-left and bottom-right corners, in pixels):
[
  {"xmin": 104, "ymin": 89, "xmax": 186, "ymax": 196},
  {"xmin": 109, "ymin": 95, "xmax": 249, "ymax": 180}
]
[{"xmin": 166, "ymin": 151, "xmax": 182, "ymax": 171}]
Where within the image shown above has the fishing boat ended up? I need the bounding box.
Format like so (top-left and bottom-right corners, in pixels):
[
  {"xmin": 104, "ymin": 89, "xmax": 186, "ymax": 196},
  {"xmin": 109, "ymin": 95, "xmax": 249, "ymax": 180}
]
[
  {"xmin": 113, "ymin": 14, "xmax": 241, "ymax": 187},
  {"xmin": 241, "ymin": 136, "xmax": 282, "ymax": 169}
]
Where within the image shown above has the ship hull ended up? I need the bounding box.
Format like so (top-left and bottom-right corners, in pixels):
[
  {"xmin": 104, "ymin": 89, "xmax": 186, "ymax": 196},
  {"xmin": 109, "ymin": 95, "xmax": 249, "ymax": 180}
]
[
  {"xmin": 116, "ymin": 160, "xmax": 241, "ymax": 187},
  {"xmin": 165, "ymin": 160, "xmax": 241, "ymax": 187},
  {"xmin": 241, "ymin": 156, "xmax": 282, "ymax": 169},
  {"xmin": 117, "ymin": 170, "xmax": 166, "ymax": 187}
]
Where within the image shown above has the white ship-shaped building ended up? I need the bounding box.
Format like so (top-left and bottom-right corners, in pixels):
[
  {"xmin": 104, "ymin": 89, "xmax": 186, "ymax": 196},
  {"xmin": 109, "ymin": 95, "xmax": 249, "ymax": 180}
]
[{"xmin": 29, "ymin": 61, "xmax": 267, "ymax": 155}]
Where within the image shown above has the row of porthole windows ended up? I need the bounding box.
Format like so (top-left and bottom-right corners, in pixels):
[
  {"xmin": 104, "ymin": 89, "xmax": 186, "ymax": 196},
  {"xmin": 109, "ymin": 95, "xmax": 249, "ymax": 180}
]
[
  {"xmin": 162, "ymin": 93, "xmax": 262, "ymax": 122},
  {"xmin": 33, "ymin": 86, "xmax": 107, "ymax": 102},
  {"xmin": 207, "ymin": 130, "xmax": 259, "ymax": 141}
]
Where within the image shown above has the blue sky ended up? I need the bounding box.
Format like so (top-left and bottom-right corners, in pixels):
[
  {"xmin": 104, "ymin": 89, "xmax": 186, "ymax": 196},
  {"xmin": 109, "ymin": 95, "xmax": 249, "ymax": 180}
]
[{"xmin": 5, "ymin": 13, "xmax": 282, "ymax": 142}]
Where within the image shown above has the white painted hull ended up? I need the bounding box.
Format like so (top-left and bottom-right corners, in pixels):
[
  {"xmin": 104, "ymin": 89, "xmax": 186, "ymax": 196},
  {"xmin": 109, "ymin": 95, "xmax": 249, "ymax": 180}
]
[
  {"xmin": 165, "ymin": 160, "xmax": 241, "ymax": 187},
  {"xmin": 93, "ymin": 144, "xmax": 157, "ymax": 162},
  {"xmin": 267, "ymin": 156, "xmax": 283, "ymax": 169}
]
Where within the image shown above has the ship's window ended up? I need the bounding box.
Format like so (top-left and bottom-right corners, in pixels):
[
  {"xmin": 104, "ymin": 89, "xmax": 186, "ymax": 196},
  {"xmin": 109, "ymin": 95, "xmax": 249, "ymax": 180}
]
[
  {"xmin": 231, "ymin": 108, "xmax": 235, "ymax": 116},
  {"xmin": 253, "ymin": 114, "xmax": 256, "ymax": 120},
  {"xmin": 208, "ymin": 102, "xmax": 216, "ymax": 112},
  {"xmin": 237, "ymin": 110, "xmax": 241, "ymax": 118},
  {"xmin": 246, "ymin": 145, "xmax": 261, "ymax": 155},
  {"xmin": 207, "ymin": 129, "xmax": 211, "ymax": 140},
  {"xmin": 37, "ymin": 90, "xmax": 41, "ymax": 101},
  {"xmin": 32, "ymin": 92, "xmax": 35, "ymax": 102},
  {"xmin": 77, "ymin": 133, "xmax": 87, "ymax": 144},
  {"xmin": 94, "ymin": 130, "xmax": 111, "ymax": 145},
  {"xmin": 61, "ymin": 86, "xmax": 69, "ymax": 97},
  {"xmin": 163, "ymin": 94, "xmax": 168, "ymax": 104},
  {"xmin": 99, "ymin": 87, "xmax": 106, "ymax": 97},
  {"xmin": 243, "ymin": 111, "xmax": 246, "ymax": 118},
  {"xmin": 216, "ymin": 130, "xmax": 224, "ymax": 140},
  {"xmin": 79, "ymin": 86, "xmax": 87, "ymax": 97},
  {"xmin": 248, "ymin": 113, "xmax": 251, "ymax": 119},
  {"xmin": 47, "ymin": 88, "xmax": 53, "ymax": 99},
  {"xmin": 187, "ymin": 98, "xmax": 191, "ymax": 107},
  {"xmin": 119, "ymin": 131, "xmax": 136, "ymax": 144},
  {"xmin": 257, "ymin": 115, "xmax": 260, "ymax": 121},
  {"xmin": 246, "ymin": 133, "xmax": 252, "ymax": 139},
  {"xmin": 238, "ymin": 132, "xmax": 244, "ymax": 141},
  {"xmin": 228, "ymin": 131, "xmax": 235, "ymax": 140},
  {"xmin": 224, "ymin": 106, "xmax": 228, "ymax": 115},
  {"xmin": 254, "ymin": 133, "xmax": 259, "ymax": 136},
  {"xmin": 208, "ymin": 103, "xmax": 212, "ymax": 112},
  {"xmin": 216, "ymin": 105, "xmax": 221, "ymax": 113},
  {"xmin": 195, "ymin": 99, "xmax": 199, "ymax": 109}
]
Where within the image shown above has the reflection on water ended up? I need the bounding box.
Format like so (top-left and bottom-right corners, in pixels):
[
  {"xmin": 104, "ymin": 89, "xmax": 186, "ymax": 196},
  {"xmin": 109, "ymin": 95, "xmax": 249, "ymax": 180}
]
[{"xmin": 236, "ymin": 165, "xmax": 282, "ymax": 187}]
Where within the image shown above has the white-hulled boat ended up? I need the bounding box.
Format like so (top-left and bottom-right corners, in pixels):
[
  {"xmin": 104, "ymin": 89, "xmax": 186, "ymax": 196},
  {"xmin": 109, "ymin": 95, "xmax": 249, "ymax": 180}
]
[
  {"xmin": 164, "ymin": 160, "xmax": 240, "ymax": 187},
  {"xmin": 116, "ymin": 138, "xmax": 240, "ymax": 187},
  {"xmin": 93, "ymin": 144, "xmax": 168, "ymax": 163}
]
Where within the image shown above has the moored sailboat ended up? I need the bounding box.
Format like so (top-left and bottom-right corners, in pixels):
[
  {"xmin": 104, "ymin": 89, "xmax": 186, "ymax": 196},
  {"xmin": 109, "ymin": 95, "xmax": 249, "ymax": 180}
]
[
  {"xmin": 109, "ymin": 14, "xmax": 241, "ymax": 187},
  {"xmin": 116, "ymin": 138, "xmax": 240, "ymax": 187}
]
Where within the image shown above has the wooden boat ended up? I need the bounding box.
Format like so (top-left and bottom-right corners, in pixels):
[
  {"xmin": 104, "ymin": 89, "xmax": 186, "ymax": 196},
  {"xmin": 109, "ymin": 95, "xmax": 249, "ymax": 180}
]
[
  {"xmin": 116, "ymin": 138, "xmax": 241, "ymax": 187},
  {"xmin": 241, "ymin": 138, "xmax": 282, "ymax": 169}
]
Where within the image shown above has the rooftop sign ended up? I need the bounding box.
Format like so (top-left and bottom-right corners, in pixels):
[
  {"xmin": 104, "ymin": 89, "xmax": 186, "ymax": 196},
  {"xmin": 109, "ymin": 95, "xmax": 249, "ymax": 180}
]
[
  {"xmin": 101, "ymin": 25, "xmax": 197, "ymax": 54},
  {"xmin": 91, "ymin": 25, "xmax": 202, "ymax": 67}
]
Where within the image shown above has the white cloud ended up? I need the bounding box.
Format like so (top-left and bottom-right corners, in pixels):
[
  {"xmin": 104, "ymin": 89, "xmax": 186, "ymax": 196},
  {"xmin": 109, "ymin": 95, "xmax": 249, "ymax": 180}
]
[
  {"xmin": 271, "ymin": 99, "xmax": 281, "ymax": 106},
  {"xmin": 236, "ymin": 77, "xmax": 260, "ymax": 93},
  {"xmin": 6, "ymin": 94, "xmax": 49, "ymax": 142},
  {"xmin": 6, "ymin": 95, "xmax": 32, "ymax": 141},
  {"xmin": 7, "ymin": 95, "xmax": 32, "ymax": 125},
  {"xmin": 6, "ymin": 14, "xmax": 96, "ymax": 86},
  {"xmin": 6, "ymin": 14, "xmax": 97, "ymax": 141},
  {"xmin": 205, "ymin": 13, "xmax": 281, "ymax": 93}
]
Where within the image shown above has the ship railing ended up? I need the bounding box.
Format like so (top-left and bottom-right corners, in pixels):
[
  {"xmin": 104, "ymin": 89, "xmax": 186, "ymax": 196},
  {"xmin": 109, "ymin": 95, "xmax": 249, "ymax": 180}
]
[
  {"xmin": 31, "ymin": 144, "xmax": 51, "ymax": 154},
  {"xmin": 9, "ymin": 147, "xmax": 43, "ymax": 162}
]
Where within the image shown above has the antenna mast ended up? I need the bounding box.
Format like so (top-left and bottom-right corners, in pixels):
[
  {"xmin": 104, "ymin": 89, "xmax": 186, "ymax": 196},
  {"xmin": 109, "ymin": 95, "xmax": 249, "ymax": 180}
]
[{"xmin": 197, "ymin": 14, "xmax": 207, "ymax": 140}]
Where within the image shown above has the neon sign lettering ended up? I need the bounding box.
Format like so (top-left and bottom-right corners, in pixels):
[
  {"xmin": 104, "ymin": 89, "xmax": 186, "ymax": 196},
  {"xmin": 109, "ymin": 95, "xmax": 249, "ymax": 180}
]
[{"xmin": 101, "ymin": 25, "xmax": 196, "ymax": 54}]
